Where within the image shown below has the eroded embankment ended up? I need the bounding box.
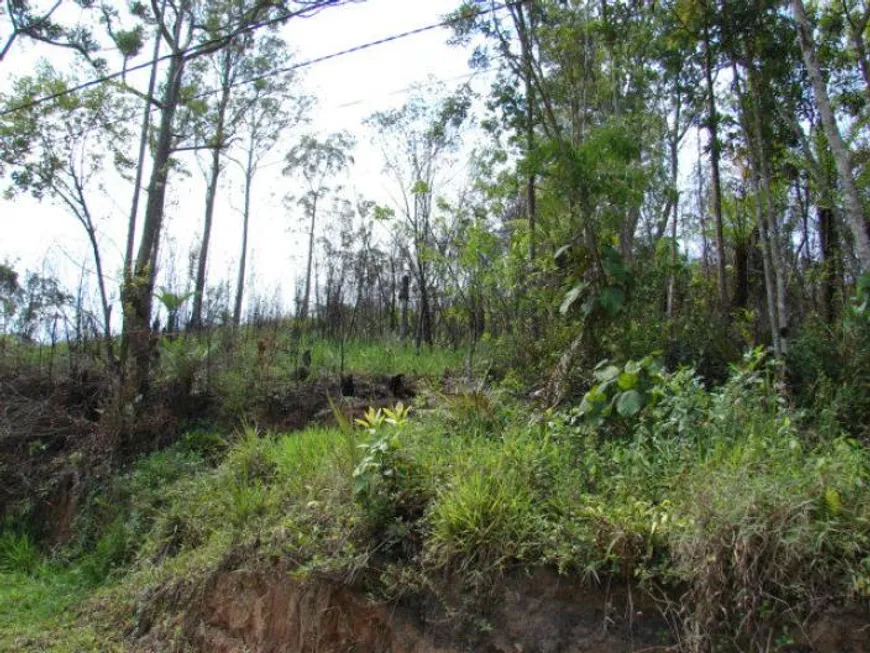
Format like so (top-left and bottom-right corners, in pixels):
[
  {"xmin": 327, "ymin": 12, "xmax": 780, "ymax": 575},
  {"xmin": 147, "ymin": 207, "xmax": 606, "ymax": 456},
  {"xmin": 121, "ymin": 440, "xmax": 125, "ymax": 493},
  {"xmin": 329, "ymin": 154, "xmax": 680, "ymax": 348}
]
[
  {"xmin": 152, "ymin": 568, "xmax": 673, "ymax": 653},
  {"xmin": 131, "ymin": 565, "xmax": 870, "ymax": 653}
]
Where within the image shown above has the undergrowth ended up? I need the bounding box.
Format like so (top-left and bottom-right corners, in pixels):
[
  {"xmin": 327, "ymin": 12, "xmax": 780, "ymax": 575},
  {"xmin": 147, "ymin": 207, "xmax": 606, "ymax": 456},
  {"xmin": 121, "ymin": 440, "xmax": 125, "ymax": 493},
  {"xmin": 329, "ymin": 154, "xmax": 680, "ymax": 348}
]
[{"xmin": 2, "ymin": 349, "xmax": 869, "ymax": 650}]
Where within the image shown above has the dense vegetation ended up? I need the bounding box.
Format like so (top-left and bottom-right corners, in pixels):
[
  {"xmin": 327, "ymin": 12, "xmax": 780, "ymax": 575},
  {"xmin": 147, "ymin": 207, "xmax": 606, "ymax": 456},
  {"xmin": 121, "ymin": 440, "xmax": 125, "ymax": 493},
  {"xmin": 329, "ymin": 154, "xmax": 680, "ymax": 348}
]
[{"xmin": 2, "ymin": 0, "xmax": 870, "ymax": 650}]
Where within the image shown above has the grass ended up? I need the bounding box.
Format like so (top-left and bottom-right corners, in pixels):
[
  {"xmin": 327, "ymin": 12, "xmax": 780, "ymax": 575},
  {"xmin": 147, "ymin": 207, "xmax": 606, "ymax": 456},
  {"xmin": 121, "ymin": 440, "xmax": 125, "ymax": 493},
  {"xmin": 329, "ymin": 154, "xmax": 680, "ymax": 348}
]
[
  {"xmin": 3, "ymin": 351, "xmax": 870, "ymax": 650},
  {"xmin": 0, "ymin": 564, "xmax": 120, "ymax": 651},
  {"xmin": 309, "ymin": 338, "xmax": 468, "ymax": 377}
]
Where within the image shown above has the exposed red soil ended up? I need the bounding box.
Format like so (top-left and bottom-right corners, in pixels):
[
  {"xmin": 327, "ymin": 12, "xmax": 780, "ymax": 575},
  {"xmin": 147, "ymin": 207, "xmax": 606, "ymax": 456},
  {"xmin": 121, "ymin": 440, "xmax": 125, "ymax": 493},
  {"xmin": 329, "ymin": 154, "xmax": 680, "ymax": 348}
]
[{"xmin": 162, "ymin": 568, "xmax": 676, "ymax": 653}]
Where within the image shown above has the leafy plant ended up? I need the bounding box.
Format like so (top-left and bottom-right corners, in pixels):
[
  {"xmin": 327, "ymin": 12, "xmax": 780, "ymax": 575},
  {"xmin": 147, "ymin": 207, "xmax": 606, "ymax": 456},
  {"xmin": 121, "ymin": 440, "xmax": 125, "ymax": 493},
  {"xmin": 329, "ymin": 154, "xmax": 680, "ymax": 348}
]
[
  {"xmin": 353, "ymin": 403, "xmax": 411, "ymax": 501},
  {"xmin": 577, "ymin": 355, "xmax": 661, "ymax": 428},
  {"xmin": 157, "ymin": 335, "xmax": 211, "ymax": 388},
  {"xmin": 351, "ymin": 403, "xmax": 427, "ymax": 535}
]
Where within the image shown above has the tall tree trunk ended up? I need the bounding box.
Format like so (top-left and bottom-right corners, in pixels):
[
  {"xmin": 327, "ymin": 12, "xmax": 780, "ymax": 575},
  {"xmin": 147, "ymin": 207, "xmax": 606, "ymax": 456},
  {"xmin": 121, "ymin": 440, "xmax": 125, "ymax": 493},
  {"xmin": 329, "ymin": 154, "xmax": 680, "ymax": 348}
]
[
  {"xmin": 119, "ymin": 8, "xmax": 163, "ymax": 382},
  {"xmin": 76, "ymin": 197, "xmax": 114, "ymax": 366},
  {"xmin": 696, "ymin": 131, "xmax": 710, "ymax": 277},
  {"xmin": 666, "ymin": 101, "xmax": 680, "ymax": 317},
  {"xmin": 233, "ymin": 144, "xmax": 255, "ymax": 327},
  {"xmin": 819, "ymin": 205, "xmax": 840, "ymax": 323},
  {"xmin": 123, "ymin": 7, "xmax": 188, "ymax": 395},
  {"xmin": 702, "ymin": 21, "xmax": 728, "ymax": 307},
  {"xmin": 190, "ymin": 53, "xmax": 233, "ymax": 331},
  {"xmin": 751, "ymin": 169, "xmax": 782, "ymax": 355},
  {"xmin": 732, "ymin": 235, "xmax": 749, "ymax": 311},
  {"xmin": 748, "ymin": 65, "xmax": 789, "ymax": 354},
  {"xmin": 399, "ymin": 273, "xmax": 409, "ymax": 341},
  {"xmin": 416, "ymin": 263, "xmax": 433, "ymax": 351},
  {"xmin": 515, "ymin": 1, "xmax": 539, "ymax": 337},
  {"xmin": 840, "ymin": 0, "xmax": 870, "ymax": 103},
  {"xmin": 300, "ymin": 196, "xmax": 317, "ymax": 321},
  {"xmin": 793, "ymin": 0, "xmax": 870, "ymax": 271},
  {"xmin": 735, "ymin": 61, "xmax": 783, "ymax": 355}
]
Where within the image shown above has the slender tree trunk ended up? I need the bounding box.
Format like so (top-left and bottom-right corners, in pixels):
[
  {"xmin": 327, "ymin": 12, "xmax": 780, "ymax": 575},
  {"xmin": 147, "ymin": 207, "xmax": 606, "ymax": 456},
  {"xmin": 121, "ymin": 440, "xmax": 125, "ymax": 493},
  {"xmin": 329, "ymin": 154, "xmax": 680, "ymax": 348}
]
[
  {"xmin": 190, "ymin": 50, "xmax": 233, "ymax": 331},
  {"xmin": 123, "ymin": 9, "xmax": 188, "ymax": 395},
  {"xmin": 517, "ymin": 2, "xmax": 539, "ymax": 338},
  {"xmin": 733, "ymin": 63, "xmax": 781, "ymax": 354},
  {"xmin": 793, "ymin": 0, "xmax": 870, "ymax": 271},
  {"xmin": 819, "ymin": 205, "xmax": 839, "ymax": 323},
  {"xmin": 233, "ymin": 146, "xmax": 255, "ymax": 327},
  {"xmin": 702, "ymin": 22, "xmax": 728, "ymax": 307},
  {"xmin": 189, "ymin": 146, "xmax": 221, "ymax": 329},
  {"xmin": 840, "ymin": 1, "xmax": 870, "ymax": 103},
  {"xmin": 667, "ymin": 123, "xmax": 680, "ymax": 316},
  {"xmin": 748, "ymin": 65, "xmax": 789, "ymax": 354},
  {"xmin": 751, "ymin": 169, "xmax": 782, "ymax": 355},
  {"xmin": 80, "ymin": 213, "xmax": 113, "ymax": 364},
  {"xmin": 119, "ymin": 9, "xmax": 163, "ymax": 381},
  {"xmin": 399, "ymin": 273, "xmax": 409, "ymax": 341},
  {"xmin": 850, "ymin": 26, "xmax": 870, "ymax": 103},
  {"xmin": 417, "ymin": 268, "xmax": 432, "ymax": 349},
  {"xmin": 696, "ymin": 131, "xmax": 709, "ymax": 277},
  {"xmin": 732, "ymin": 235, "xmax": 749, "ymax": 311},
  {"xmin": 301, "ymin": 196, "xmax": 317, "ymax": 321}
]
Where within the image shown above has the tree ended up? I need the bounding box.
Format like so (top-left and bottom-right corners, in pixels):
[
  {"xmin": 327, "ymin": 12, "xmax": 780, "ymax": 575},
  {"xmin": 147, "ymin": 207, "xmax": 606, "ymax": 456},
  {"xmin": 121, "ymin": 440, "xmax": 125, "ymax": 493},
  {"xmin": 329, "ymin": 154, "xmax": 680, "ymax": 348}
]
[
  {"xmin": 367, "ymin": 87, "xmax": 471, "ymax": 349},
  {"xmin": 1, "ymin": 0, "xmax": 100, "ymax": 65},
  {"xmin": 186, "ymin": 37, "xmax": 246, "ymax": 332},
  {"xmin": 0, "ymin": 66, "xmax": 131, "ymax": 362},
  {"xmin": 282, "ymin": 131, "xmax": 353, "ymax": 322},
  {"xmin": 230, "ymin": 34, "xmax": 311, "ymax": 326},
  {"xmin": 121, "ymin": 0, "xmax": 351, "ymax": 396},
  {"xmin": 0, "ymin": 262, "xmax": 69, "ymax": 340},
  {"xmin": 792, "ymin": 0, "xmax": 870, "ymax": 272}
]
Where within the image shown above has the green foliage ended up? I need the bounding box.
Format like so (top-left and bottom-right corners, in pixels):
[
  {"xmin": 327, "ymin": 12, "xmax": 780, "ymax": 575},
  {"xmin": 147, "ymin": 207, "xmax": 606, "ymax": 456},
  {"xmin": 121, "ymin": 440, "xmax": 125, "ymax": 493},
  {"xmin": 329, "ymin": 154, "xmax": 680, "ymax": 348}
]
[
  {"xmin": 225, "ymin": 427, "xmax": 278, "ymax": 486},
  {"xmin": 578, "ymin": 355, "xmax": 661, "ymax": 427},
  {"xmin": 310, "ymin": 338, "xmax": 465, "ymax": 377},
  {"xmin": 76, "ymin": 518, "xmax": 131, "ymax": 586},
  {"xmin": 0, "ymin": 568, "xmax": 115, "ymax": 651},
  {"xmin": 436, "ymin": 388, "xmax": 507, "ymax": 438},
  {"xmin": 0, "ymin": 263, "xmax": 70, "ymax": 339},
  {"xmin": 0, "ymin": 531, "xmax": 40, "ymax": 575},
  {"xmin": 6, "ymin": 341, "xmax": 870, "ymax": 648},
  {"xmin": 352, "ymin": 404, "xmax": 424, "ymax": 531},
  {"xmin": 426, "ymin": 437, "xmax": 545, "ymax": 571},
  {"xmin": 177, "ymin": 429, "xmax": 228, "ymax": 464},
  {"xmin": 788, "ymin": 309, "xmax": 870, "ymax": 438},
  {"xmin": 157, "ymin": 335, "xmax": 212, "ymax": 387}
]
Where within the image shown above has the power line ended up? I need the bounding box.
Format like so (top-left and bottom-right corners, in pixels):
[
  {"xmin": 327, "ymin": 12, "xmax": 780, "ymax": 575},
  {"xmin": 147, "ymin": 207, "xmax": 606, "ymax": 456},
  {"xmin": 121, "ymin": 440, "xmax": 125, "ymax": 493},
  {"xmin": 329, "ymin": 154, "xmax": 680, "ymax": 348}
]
[
  {"xmin": 251, "ymin": 65, "xmax": 499, "ymax": 172},
  {"xmin": 1, "ymin": 1, "xmax": 515, "ymax": 119},
  {"xmin": 0, "ymin": 0, "xmax": 348, "ymax": 117}
]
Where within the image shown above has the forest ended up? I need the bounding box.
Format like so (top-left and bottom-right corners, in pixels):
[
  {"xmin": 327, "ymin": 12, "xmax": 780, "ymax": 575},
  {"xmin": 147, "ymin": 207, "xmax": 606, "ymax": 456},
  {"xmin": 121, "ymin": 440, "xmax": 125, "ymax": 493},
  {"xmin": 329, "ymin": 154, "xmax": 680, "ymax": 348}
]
[{"xmin": 1, "ymin": 0, "xmax": 869, "ymax": 650}]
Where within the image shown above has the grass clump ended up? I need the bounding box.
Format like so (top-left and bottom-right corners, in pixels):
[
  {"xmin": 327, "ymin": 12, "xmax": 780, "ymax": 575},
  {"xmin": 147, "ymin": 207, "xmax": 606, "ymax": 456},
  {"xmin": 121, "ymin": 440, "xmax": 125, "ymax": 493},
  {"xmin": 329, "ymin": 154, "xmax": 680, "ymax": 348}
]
[
  {"xmin": 0, "ymin": 530, "xmax": 41, "ymax": 574},
  {"xmin": 427, "ymin": 445, "xmax": 543, "ymax": 571}
]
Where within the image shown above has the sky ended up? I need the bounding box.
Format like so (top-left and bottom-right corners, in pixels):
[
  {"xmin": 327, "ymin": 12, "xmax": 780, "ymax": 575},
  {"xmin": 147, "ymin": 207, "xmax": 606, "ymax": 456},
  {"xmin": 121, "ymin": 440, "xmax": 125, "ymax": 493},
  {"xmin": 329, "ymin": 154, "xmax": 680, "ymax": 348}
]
[{"xmin": 0, "ymin": 0, "xmax": 496, "ymax": 323}]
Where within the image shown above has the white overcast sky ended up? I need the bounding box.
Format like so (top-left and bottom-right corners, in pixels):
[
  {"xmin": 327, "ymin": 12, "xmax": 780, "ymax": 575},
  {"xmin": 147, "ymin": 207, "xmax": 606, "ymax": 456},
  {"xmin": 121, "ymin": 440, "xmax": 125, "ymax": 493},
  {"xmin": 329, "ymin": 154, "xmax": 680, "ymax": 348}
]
[{"xmin": 0, "ymin": 0, "xmax": 495, "ymax": 320}]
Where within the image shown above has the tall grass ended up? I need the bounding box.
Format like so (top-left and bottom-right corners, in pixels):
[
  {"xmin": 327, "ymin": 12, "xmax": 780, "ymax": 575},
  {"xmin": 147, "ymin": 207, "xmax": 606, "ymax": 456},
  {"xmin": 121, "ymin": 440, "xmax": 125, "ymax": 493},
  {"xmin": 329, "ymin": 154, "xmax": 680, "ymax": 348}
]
[{"xmin": 309, "ymin": 338, "xmax": 467, "ymax": 376}]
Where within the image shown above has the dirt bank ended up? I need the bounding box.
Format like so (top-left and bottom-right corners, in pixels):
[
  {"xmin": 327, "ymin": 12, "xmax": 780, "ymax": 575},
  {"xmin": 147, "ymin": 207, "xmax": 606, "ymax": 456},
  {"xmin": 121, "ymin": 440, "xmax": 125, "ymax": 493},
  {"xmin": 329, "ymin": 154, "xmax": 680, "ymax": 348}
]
[
  {"xmin": 151, "ymin": 568, "xmax": 675, "ymax": 652},
  {"xmin": 128, "ymin": 562, "xmax": 870, "ymax": 653}
]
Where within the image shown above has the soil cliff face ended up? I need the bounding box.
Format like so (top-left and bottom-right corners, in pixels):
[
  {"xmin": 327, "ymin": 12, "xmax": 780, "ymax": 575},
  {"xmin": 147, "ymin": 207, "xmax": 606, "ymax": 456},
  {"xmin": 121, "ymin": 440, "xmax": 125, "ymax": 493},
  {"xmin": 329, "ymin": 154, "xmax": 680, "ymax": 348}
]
[
  {"xmin": 158, "ymin": 567, "xmax": 870, "ymax": 653},
  {"xmin": 180, "ymin": 569, "xmax": 675, "ymax": 653}
]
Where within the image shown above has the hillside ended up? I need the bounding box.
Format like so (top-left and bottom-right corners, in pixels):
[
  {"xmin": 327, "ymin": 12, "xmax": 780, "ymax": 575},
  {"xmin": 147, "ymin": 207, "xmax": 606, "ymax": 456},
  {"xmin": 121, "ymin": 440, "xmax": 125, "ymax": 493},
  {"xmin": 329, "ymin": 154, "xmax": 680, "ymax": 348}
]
[{"xmin": 1, "ymin": 331, "xmax": 869, "ymax": 651}]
